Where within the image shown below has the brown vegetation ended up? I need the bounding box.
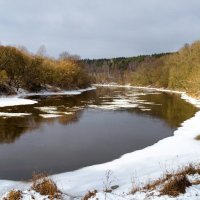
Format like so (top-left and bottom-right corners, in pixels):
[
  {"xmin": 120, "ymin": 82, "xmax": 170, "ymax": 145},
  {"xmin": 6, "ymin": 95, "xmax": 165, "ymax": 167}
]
[
  {"xmin": 3, "ymin": 190, "xmax": 22, "ymax": 200},
  {"xmin": 0, "ymin": 45, "xmax": 91, "ymax": 94},
  {"xmin": 131, "ymin": 164, "xmax": 200, "ymax": 197},
  {"xmin": 195, "ymin": 135, "xmax": 200, "ymax": 140},
  {"xmin": 31, "ymin": 173, "xmax": 61, "ymax": 199},
  {"xmin": 86, "ymin": 41, "xmax": 200, "ymax": 98},
  {"xmin": 82, "ymin": 190, "xmax": 97, "ymax": 200},
  {"xmin": 130, "ymin": 41, "xmax": 200, "ymax": 98},
  {"xmin": 160, "ymin": 175, "xmax": 191, "ymax": 197}
]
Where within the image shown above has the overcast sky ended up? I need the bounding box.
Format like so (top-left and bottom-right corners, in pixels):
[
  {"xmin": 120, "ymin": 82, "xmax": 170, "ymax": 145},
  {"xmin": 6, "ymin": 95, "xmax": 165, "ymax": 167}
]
[{"xmin": 0, "ymin": 0, "xmax": 200, "ymax": 59}]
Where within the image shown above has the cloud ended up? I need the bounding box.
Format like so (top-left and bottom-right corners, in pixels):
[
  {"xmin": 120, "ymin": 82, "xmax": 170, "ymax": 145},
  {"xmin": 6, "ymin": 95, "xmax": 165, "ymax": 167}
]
[{"xmin": 0, "ymin": 0, "xmax": 200, "ymax": 58}]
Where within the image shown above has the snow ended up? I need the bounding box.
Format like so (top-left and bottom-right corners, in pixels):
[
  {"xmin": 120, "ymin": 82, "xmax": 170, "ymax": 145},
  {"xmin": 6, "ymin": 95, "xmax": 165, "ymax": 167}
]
[
  {"xmin": 1, "ymin": 85, "xmax": 200, "ymax": 199},
  {"xmin": 181, "ymin": 93, "xmax": 200, "ymax": 108},
  {"xmin": 88, "ymin": 99, "xmax": 139, "ymax": 110},
  {"xmin": 88, "ymin": 90, "xmax": 160, "ymax": 111},
  {"xmin": 0, "ymin": 97, "xmax": 37, "ymax": 107},
  {"xmin": 0, "ymin": 112, "xmax": 31, "ymax": 117},
  {"xmin": 35, "ymin": 106, "xmax": 76, "ymax": 118},
  {"xmin": 90, "ymin": 184, "xmax": 200, "ymax": 200},
  {"xmin": 2, "ymin": 189, "xmax": 51, "ymax": 200},
  {"xmin": 20, "ymin": 87, "xmax": 96, "ymax": 97},
  {"xmin": 0, "ymin": 87, "xmax": 96, "ymax": 108},
  {"xmin": 50, "ymin": 110, "xmax": 200, "ymax": 196},
  {"xmin": 35, "ymin": 106, "xmax": 59, "ymax": 114},
  {"xmin": 94, "ymin": 83, "xmax": 183, "ymax": 94},
  {"xmin": 39, "ymin": 114, "xmax": 63, "ymax": 118}
]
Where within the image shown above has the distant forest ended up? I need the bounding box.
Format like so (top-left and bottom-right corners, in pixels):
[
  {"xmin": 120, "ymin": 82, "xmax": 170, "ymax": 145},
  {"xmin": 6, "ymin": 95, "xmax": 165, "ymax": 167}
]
[
  {"xmin": 84, "ymin": 41, "xmax": 200, "ymax": 97},
  {"xmin": 83, "ymin": 53, "xmax": 170, "ymax": 84}
]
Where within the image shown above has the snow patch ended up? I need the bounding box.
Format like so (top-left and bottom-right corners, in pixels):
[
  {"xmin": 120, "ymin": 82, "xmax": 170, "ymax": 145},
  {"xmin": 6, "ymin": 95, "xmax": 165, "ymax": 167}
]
[
  {"xmin": 21, "ymin": 87, "xmax": 96, "ymax": 97},
  {"xmin": 0, "ymin": 97, "xmax": 37, "ymax": 107},
  {"xmin": 94, "ymin": 83, "xmax": 183, "ymax": 94},
  {"xmin": 39, "ymin": 114, "xmax": 63, "ymax": 118},
  {"xmin": 0, "ymin": 112, "xmax": 31, "ymax": 117},
  {"xmin": 0, "ymin": 87, "xmax": 95, "ymax": 108},
  {"xmin": 35, "ymin": 106, "xmax": 58, "ymax": 114},
  {"xmin": 36, "ymin": 106, "xmax": 75, "ymax": 118}
]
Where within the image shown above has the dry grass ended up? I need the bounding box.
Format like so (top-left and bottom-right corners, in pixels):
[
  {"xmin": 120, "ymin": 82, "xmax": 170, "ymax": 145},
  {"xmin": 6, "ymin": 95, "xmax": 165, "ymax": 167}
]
[
  {"xmin": 31, "ymin": 172, "xmax": 61, "ymax": 199},
  {"xmin": 160, "ymin": 175, "xmax": 191, "ymax": 197},
  {"xmin": 195, "ymin": 135, "xmax": 200, "ymax": 140},
  {"xmin": 131, "ymin": 163, "xmax": 200, "ymax": 197},
  {"xmin": 82, "ymin": 190, "xmax": 97, "ymax": 200},
  {"xmin": 3, "ymin": 190, "xmax": 22, "ymax": 200}
]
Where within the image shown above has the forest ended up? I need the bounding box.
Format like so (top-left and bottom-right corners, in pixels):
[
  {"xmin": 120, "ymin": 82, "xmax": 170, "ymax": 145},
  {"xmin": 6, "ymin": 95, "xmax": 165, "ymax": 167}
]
[
  {"xmin": 1, "ymin": 41, "xmax": 200, "ymax": 98},
  {"xmin": 83, "ymin": 53, "xmax": 170, "ymax": 84},
  {"xmin": 84, "ymin": 41, "xmax": 200, "ymax": 98},
  {"xmin": 0, "ymin": 46, "xmax": 91, "ymax": 94}
]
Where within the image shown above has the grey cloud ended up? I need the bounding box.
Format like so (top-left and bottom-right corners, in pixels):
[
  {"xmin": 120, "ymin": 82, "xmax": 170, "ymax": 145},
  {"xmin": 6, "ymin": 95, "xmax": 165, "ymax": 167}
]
[{"xmin": 0, "ymin": 0, "xmax": 200, "ymax": 58}]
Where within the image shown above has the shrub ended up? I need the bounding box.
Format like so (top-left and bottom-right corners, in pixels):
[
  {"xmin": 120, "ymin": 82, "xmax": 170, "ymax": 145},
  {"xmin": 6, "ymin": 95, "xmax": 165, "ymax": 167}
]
[
  {"xmin": 195, "ymin": 135, "xmax": 200, "ymax": 140},
  {"xmin": 4, "ymin": 190, "xmax": 22, "ymax": 200},
  {"xmin": 31, "ymin": 173, "xmax": 61, "ymax": 199},
  {"xmin": 160, "ymin": 175, "xmax": 191, "ymax": 197},
  {"xmin": 0, "ymin": 45, "xmax": 91, "ymax": 92},
  {"xmin": 131, "ymin": 163, "xmax": 200, "ymax": 196},
  {"xmin": 82, "ymin": 190, "xmax": 97, "ymax": 200}
]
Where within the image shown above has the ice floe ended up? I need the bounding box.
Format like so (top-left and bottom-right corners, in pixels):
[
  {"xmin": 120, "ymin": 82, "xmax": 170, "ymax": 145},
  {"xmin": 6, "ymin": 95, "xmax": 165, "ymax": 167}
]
[
  {"xmin": 20, "ymin": 87, "xmax": 96, "ymax": 97},
  {"xmin": 0, "ymin": 112, "xmax": 31, "ymax": 117},
  {"xmin": 39, "ymin": 114, "xmax": 63, "ymax": 118},
  {"xmin": 0, "ymin": 97, "xmax": 37, "ymax": 107}
]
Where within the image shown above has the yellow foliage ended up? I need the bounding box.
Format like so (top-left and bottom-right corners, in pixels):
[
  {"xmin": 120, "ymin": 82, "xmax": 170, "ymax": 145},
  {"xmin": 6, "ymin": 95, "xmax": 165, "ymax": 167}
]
[{"xmin": 130, "ymin": 41, "xmax": 200, "ymax": 97}]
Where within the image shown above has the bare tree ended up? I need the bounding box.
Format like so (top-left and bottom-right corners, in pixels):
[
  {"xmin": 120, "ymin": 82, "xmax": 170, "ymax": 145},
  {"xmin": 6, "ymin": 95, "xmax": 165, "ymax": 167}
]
[
  {"xmin": 59, "ymin": 51, "xmax": 81, "ymax": 60},
  {"xmin": 17, "ymin": 45, "xmax": 31, "ymax": 55},
  {"xmin": 37, "ymin": 45, "xmax": 47, "ymax": 57},
  {"xmin": 59, "ymin": 51, "xmax": 70, "ymax": 60}
]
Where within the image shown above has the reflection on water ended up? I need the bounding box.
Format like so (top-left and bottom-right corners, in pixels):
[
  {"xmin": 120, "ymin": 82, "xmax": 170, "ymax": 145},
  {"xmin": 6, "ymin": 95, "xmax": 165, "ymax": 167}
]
[{"xmin": 0, "ymin": 87, "xmax": 198, "ymax": 180}]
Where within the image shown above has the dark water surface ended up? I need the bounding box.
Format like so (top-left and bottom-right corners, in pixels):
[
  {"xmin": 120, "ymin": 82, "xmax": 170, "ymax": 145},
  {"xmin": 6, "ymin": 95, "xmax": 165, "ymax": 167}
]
[{"xmin": 0, "ymin": 87, "xmax": 197, "ymax": 180}]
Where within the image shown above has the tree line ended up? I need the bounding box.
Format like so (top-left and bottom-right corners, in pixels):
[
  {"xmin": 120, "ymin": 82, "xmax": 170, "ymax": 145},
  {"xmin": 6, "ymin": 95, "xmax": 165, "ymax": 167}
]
[
  {"xmin": 0, "ymin": 46, "xmax": 91, "ymax": 94},
  {"xmin": 130, "ymin": 41, "xmax": 200, "ymax": 97},
  {"xmin": 83, "ymin": 53, "xmax": 170, "ymax": 84},
  {"xmin": 1, "ymin": 41, "xmax": 200, "ymax": 97},
  {"xmin": 84, "ymin": 41, "xmax": 200, "ymax": 97}
]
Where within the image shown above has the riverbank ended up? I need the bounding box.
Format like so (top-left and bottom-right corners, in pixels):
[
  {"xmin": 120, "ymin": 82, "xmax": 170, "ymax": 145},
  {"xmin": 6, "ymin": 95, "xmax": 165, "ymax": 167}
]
[
  {"xmin": 94, "ymin": 83, "xmax": 200, "ymax": 108},
  {"xmin": 0, "ymin": 87, "xmax": 95, "ymax": 108},
  {"xmin": 0, "ymin": 84, "xmax": 200, "ymax": 200}
]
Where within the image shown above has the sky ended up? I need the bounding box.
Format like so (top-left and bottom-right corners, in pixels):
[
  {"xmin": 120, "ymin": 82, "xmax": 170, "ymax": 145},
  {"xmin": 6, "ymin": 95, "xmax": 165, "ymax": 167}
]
[{"xmin": 0, "ymin": 0, "xmax": 200, "ymax": 59}]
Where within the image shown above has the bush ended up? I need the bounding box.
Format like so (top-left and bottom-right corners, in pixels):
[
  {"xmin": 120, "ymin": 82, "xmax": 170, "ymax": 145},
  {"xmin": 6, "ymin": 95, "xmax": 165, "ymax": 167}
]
[
  {"xmin": 4, "ymin": 190, "xmax": 22, "ymax": 200},
  {"xmin": 82, "ymin": 190, "xmax": 97, "ymax": 200},
  {"xmin": 131, "ymin": 163, "xmax": 200, "ymax": 197},
  {"xmin": 160, "ymin": 175, "xmax": 191, "ymax": 197},
  {"xmin": 195, "ymin": 135, "xmax": 200, "ymax": 140},
  {"xmin": 31, "ymin": 173, "xmax": 61, "ymax": 199},
  {"xmin": 0, "ymin": 45, "xmax": 91, "ymax": 92}
]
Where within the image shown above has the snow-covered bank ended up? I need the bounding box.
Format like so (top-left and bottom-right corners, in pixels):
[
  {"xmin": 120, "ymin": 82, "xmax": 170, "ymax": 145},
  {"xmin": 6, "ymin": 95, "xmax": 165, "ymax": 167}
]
[
  {"xmin": 19, "ymin": 87, "xmax": 96, "ymax": 97},
  {"xmin": 0, "ymin": 87, "xmax": 96, "ymax": 108},
  {"xmin": 0, "ymin": 97, "xmax": 37, "ymax": 107},
  {"xmin": 50, "ymin": 110, "xmax": 200, "ymax": 197},
  {"xmin": 1, "ymin": 84, "xmax": 200, "ymax": 199},
  {"xmin": 94, "ymin": 83, "xmax": 200, "ymax": 108},
  {"xmin": 0, "ymin": 112, "xmax": 31, "ymax": 117},
  {"xmin": 93, "ymin": 83, "xmax": 183, "ymax": 94}
]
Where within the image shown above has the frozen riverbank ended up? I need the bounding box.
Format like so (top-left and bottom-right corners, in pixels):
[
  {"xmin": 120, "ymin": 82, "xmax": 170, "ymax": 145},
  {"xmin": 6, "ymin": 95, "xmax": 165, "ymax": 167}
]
[{"xmin": 0, "ymin": 87, "xmax": 95, "ymax": 108}]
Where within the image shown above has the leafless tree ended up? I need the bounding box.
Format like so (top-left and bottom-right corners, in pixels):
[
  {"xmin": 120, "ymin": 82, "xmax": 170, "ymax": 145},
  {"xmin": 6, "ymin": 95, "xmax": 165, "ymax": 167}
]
[{"xmin": 37, "ymin": 45, "xmax": 47, "ymax": 57}]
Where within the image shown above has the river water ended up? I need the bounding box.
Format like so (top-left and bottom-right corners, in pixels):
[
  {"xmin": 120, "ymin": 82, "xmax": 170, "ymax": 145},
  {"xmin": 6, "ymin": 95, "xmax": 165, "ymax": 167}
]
[{"xmin": 0, "ymin": 87, "xmax": 197, "ymax": 180}]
